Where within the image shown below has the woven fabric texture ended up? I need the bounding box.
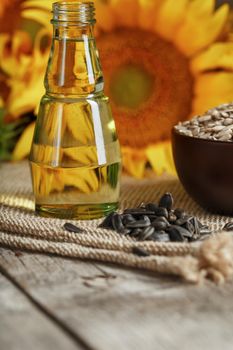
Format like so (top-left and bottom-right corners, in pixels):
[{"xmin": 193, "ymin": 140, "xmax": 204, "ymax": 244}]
[{"xmin": 1, "ymin": 161, "xmax": 233, "ymax": 284}]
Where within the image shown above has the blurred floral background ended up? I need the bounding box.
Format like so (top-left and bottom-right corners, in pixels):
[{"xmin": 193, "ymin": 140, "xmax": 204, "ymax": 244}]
[{"xmin": 0, "ymin": 0, "xmax": 233, "ymax": 178}]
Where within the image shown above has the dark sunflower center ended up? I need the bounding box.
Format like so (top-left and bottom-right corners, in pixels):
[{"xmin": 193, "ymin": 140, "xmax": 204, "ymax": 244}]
[
  {"xmin": 110, "ymin": 64, "xmax": 154, "ymax": 109},
  {"xmin": 97, "ymin": 28, "xmax": 193, "ymax": 148}
]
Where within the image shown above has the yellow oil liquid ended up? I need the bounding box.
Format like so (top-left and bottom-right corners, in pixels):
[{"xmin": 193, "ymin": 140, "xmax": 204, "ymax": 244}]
[
  {"xmin": 30, "ymin": 94, "xmax": 121, "ymax": 219},
  {"xmin": 31, "ymin": 161, "xmax": 120, "ymax": 219}
]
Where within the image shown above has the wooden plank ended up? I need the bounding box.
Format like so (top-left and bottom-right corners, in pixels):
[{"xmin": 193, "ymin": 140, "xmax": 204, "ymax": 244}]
[
  {"xmin": 0, "ymin": 265, "xmax": 80, "ymax": 350},
  {"xmin": 1, "ymin": 247, "xmax": 233, "ymax": 350}
]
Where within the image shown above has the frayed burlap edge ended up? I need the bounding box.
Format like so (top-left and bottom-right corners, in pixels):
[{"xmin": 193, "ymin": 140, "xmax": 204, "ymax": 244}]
[{"xmin": 1, "ymin": 229, "xmax": 233, "ymax": 285}]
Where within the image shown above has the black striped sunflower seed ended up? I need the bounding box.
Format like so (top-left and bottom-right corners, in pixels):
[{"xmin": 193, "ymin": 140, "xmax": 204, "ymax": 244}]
[
  {"xmin": 150, "ymin": 232, "xmax": 170, "ymax": 242},
  {"xmin": 158, "ymin": 193, "xmax": 173, "ymax": 210},
  {"xmin": 197, "ymin": 220, "xmax": 209, "ymax": 230},
  {"xmin": 167, "ymin": 226, "xmax": 185, "ymax": 242},
  {"xmin": 145, "ymin": 203, "xmax": 158, "ymax": 212},
  {"xmin": 223, "ymin": 222, "xmax": 233, "ymax": 231},
  {"xmin": 64, "ymin": 223, "xmax": 86, "ymax": 233},
  {"xmin": 98, "ymin": 212, "xmax": 115, "ymax": 229},
  {"xmin": 190, "ymin": 217, "xmax": 200, "ymax": 236},
  {"xmin": 153, "ymin": 207, "xmax": 169, "ymax": 219},
  {"xmin": 153, "ymin": 216, "xmax": 170, "ymax": 225},
  {"xmin": 175, "ymin": 216, "xmax": 190, "ymax": 226},
  {"xmin": 123, "ymin": 208, "xmax": 155, "ymax": 217},
  {"xmin": 132, "ymin": 247, "xmax": 150, "ymax": 257},
  {"xmin": 122, "ymin": 214, "xmax": 136, "ymax": 225},
  {"xmin": 126, "ymin": 218, "xmax": 151, "ymax": 229},
  {"xmin": 98, "ymin": 192, "xmax": 212, "ymax": 243},
  {"xmin": 199, "ymin": 228, "xmax": 212, "ymax": 236},
  {"xmin": 169, "ymin": 225, "xmax": 192, "ymax": 238},
  {"xmin": 197, "ymin": 234, "xmax": 211, "ymax": 241},
  {"xmin": 138, "ymin": 226, "xmax": 155, "ymax": 241},
  {"xmin": 168, "ymin": 212, "xmax": 177, "ymax": 223},
  {"xmin": 151, "ymin": 218, "xmax": 168, "ymax": 230},
  {"xmin": 182, "ymin": 220, "xmax": 195, "ymax": 236},
  {"xmin": 130, "ymin": 228, "xmax": 143, "ymax": 238},
  {"xmin": 174, "ymin": 208, "xmax": 186, "ymax": 219},
  {"xmin": 112, "ymin": 213, "xmax": 128, "ymax": 234}
]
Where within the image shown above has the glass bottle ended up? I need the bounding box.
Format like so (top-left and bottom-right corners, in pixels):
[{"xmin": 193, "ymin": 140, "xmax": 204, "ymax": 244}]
[{"xmin": 30, "ymin": 1, "xmax": 121, "ymax": 220}]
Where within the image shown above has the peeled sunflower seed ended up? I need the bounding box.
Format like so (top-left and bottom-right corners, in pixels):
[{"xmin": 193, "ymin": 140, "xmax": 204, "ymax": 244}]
[{"xmin": 138, "ymin": 202, "xmax": 146, "ymax": 208}]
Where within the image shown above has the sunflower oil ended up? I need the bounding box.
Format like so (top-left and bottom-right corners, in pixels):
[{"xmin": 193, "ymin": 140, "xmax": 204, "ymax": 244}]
[{"xmin": 29, "ymin": 2, "xmax": 121, "ymax": 219}]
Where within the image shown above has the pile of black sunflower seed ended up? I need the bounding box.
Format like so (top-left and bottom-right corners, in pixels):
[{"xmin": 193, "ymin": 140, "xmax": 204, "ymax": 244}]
[{"xmin": 99, "ymin": 193, "xmax": 212, "ymax": 242}]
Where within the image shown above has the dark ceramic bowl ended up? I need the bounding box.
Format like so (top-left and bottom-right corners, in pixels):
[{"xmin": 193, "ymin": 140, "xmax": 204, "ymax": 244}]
[{"xmin": 172, "ymin": 128, "xmax": 233, "ymax": 215}]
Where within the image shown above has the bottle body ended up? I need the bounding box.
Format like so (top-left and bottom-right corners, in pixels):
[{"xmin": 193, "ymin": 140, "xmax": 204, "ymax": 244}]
[{"xmin": 29, "ymin": 2, "xmax": 121, "ymax": 219}]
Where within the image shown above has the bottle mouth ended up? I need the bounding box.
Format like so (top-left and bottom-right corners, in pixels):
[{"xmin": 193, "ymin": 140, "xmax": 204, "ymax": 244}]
[{"xmin": 52, "ymin": 1, "xmax": 96, "ymax": 25}]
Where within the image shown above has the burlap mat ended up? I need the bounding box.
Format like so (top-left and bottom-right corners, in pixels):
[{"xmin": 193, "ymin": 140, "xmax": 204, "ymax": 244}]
[{"xmin": 1, "ymin": 161, "xmax": 233, "ymax": 284}]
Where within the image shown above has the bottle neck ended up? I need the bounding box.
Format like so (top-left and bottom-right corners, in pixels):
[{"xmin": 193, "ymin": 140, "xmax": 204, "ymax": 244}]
[{"xmin": 45, "ymin": 24, "xmax": 104, "ymax": 97}]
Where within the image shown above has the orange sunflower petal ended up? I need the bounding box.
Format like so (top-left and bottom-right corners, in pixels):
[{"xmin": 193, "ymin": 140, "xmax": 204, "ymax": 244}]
[
  {"xmin": 21, "ymin": 0, "xmax": 54, "ymax": 29},
  {"xmin": 155, "ymin": 0, "xmax": 188, "ymax": 41},
  {"xmin": 95, "ymin": 0, "xmax": 116, "ymax": 32},
  {"xmin": 21, "ymin": 8, "xmax": 52, "ymax": 29},
  {"xmin": 122, "ymin": 147, "xmax": 147, "ymax": 179},
  {"xmin": 0, "ymin": 31, "xmax": 32, "ymax": 77},
  {"xmin": 145, "ymin": 142, "xmax": 176, "ymax": 176},
  {"xmin": 175, "ymin": 1, "xmax": 229, "ymax": 56},
  {"xmin": 138, "ymin": 0, "xmax": 163, "ymax": 30},
  {"xmin": 0, "ymin": 97, "xmax": 4, "ymax": 108},
  {"xmin": 12, "ymin": 122, "xmax": 35, "ymax": 161},
  {"xmin": 7, "ymin": 29, "xmax": 50, "ymax": 118},
  {"xmin": 111, "ymin": 0, "xmax": 140, "ymax": 28},
  {"xmin": 192, "ymin": 72, "xmax": 233, "ymax": 115},
  {"xmin": 186, "ymin": 0, "xmax": 215, "ymax": 16},
  {"xmin": 21, "ymin": 0, "xmax": 54, "ymax": 10},
  {"xmin": 191, "ymin": 43, "xmax": 233, "ymax": 74}
]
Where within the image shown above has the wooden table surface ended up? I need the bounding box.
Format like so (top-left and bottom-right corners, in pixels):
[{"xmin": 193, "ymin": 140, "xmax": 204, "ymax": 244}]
[{"xmin": 1, "ymin": 247, "xmax": 233, "ymax": 350}]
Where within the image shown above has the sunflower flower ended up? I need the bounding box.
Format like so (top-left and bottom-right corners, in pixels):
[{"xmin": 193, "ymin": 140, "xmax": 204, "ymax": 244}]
[
  {"xmin": 0, "ymin": 29, "xmax": 51, "ymax": 139},
  {"xmin": 93, "ymin": 0, "xmax": 233, "ymax": 177},
  {"xmin": 7, "ymin": 0, "xmax": 233, "ymax": 179}
]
